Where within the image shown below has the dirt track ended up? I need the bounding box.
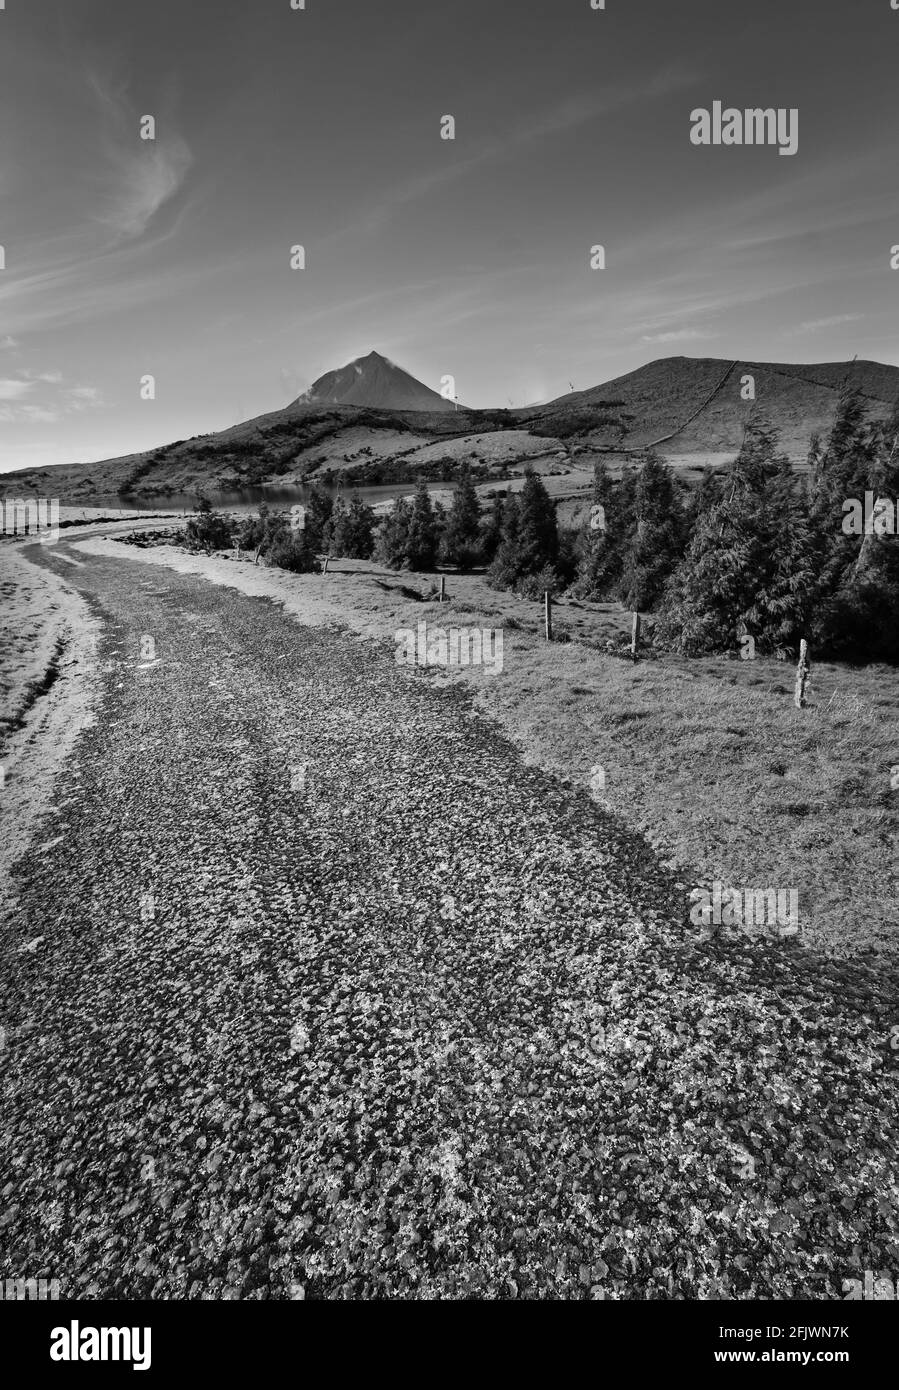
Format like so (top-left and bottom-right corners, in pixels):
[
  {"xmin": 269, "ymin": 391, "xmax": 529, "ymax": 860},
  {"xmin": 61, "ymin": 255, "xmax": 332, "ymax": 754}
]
[{"xmin": 1, "ymin": 540, "xmax": 897, "ymax": 1299}]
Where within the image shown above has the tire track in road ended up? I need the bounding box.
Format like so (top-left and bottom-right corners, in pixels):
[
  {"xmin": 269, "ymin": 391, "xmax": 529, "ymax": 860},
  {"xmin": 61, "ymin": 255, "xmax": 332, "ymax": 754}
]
[{"xmin": 1, "ymin": 545, "xmax": 896, "ymax": 1300}]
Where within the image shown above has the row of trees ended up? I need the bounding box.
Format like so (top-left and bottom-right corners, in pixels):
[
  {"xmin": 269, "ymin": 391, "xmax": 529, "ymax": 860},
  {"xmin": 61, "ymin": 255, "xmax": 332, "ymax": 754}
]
[
  {"xmin": 184, "ymin": 490, "xmax": 377, "ymax": 572},
  {"xmin": 373, "ymin": 389, "xmax": 899, "ymax": 662},
  {"xmin": 374, "ymin": 466, "xmax": 576, "ymax": 598},
  {"xmin": 184, "ymin": 387, "xmax": 899, "ymax": 662},
  {"xmin": 375, "ymin": 468, "xmax": 483, "ymax": 572}
]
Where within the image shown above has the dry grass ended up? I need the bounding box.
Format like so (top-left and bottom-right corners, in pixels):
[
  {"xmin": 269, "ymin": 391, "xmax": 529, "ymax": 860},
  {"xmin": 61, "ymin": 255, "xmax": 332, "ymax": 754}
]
[
  {"xmin": 472, "ymin": 636, "xmax": 899, "ymax": 961},
  {"xmin": 309, "ymin": 563, "xmax": 899, "ymax": 962}
]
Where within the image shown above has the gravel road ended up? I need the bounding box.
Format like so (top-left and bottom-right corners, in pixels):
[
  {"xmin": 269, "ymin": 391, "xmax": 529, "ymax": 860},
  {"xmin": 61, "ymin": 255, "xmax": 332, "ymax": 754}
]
[{"xmin": 1, "ymin": 542, "xmax": 897, "ymax": 1300}]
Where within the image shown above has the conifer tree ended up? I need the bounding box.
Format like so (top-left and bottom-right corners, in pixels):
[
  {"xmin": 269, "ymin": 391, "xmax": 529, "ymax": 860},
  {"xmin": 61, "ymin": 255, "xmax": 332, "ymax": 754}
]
[
  {"xmin": 479, "ymin": 493, "xmax": 506, "ymax": 563},
  {"xmin": 486, "ymin": 471, "xmax": 558, "ymax": 592},
  {"xmin": 257, "ymin": 509, "xmax": 318, "ymax": 573},
  {"xmin": 487, "ymin": 493, "xmax": 521, "ymax": 589},
  {"xmin": 575, "ymin": 462, "xmax": 637, "ymax": 599},
  {"xmin": 616, "ymin": 453, "xmax": 687, "ymax": 611},
  {"xmin": 812, "ymin": 388, "xmax": 871, "ymax": 513},
  {"xmin": 513, "ymin": 469, "xmax": 558, "ymax": 577},
  {"xmin": 375, "ymin": 496, "xmax": 412, "ymax": 569},
  {"xmin": 329, "ymin": 493, "xmax": 375, "ymax": 558},
  {"xmin": 405, "ymin": 481, "xmax": 440, "ymax": 571},
  {"xmin": 440, "ymin": 465, "xmax": 482, "ymax": 569},
  {"xmin": 658, "ymin": 421, "xmax": 815, "ymax": 654},
  {"xmin": 303, "ymin": 483, "xmax": 335, "ymax": 551},
  {"xmin": 322, "ymin": 496, "xmax": 346, "ymax": 555},
  {"xmin": 811, "ymin": 396, "xmax": 899, "ymax": 661},
  {"xmin": 685, "ymin": 466, "xmax": 721, "ymax": 529}
]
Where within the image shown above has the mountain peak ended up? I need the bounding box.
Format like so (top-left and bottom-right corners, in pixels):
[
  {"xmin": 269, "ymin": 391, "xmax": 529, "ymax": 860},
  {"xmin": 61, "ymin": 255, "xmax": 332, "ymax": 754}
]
[{"xmin": 294, "ymin": 351, "xmax": 456, "ymax": 412}]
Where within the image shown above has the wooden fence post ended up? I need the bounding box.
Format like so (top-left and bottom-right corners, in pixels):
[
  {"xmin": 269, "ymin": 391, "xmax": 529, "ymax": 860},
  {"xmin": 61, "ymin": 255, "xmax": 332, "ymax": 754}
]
[
  {"xmin": 322, "ymin": 554, "xmax": 330, "ymax": 575},
  {"xmin": 544, "ymin": 591, "xmax": 553, "ymax": 642},
  {"xmin": 439, "ymin": 575, "xmax": 445, "ymax": 604},
  {"xmin": 794, "ymin": 639, "xmax": 810, "ymax": 708},
  {"xmin": 630, "ymin": 612, "xmax": 641, "ymax": 662}
]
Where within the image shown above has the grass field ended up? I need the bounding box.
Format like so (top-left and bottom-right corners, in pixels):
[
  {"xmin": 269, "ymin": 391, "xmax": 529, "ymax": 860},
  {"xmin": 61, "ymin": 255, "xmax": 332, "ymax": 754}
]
[
  {"xmin": 367, "ymin": 573, "xmax": 897, "ymax": 964},
  {"xmin": 472, "ymin": 625, "xmax": 899, "ymax": 964}
]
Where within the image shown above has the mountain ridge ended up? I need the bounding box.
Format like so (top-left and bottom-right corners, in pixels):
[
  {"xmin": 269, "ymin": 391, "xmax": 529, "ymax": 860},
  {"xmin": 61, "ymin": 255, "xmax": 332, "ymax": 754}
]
[
  {"xmin": 533, "ymin": 355, "xmax": 899, "ymax": 458},
  {"xmin": 4, "ymin": 352, "xmax": 897, "ymax": 500}
]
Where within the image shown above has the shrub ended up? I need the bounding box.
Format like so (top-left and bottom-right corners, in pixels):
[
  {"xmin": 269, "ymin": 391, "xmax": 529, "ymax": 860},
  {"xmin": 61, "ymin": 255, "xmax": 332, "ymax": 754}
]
[
  {"xmin": 264, "ymin": 527, "xmax": 317, "ymax": 573},
  {"xmin": 184, "ymin": 496, "xmax": 233, "ymax": 553},
  {"xmin": 236, "ymin": 502, "xmax": 316, "ymax": 572},
  {"xmin": 516, "ymin": 564, "xmax": 563, "ymax": 601}
]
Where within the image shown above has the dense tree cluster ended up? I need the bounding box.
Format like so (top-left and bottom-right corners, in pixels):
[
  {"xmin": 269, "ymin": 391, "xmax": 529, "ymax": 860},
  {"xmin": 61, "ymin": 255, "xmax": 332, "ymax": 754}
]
[
  {"xmin": 186, "ymin": 394, "xmax": 899, "ymax": 663},
  {"xmin": 573, "ymin": 393, "xmax": 899, "ymax": 662},
  {"xmin": 323, "ymin": 494, "xmax": 377, "ymax": 560},
  {"xmin": 235, "ymin": 502, "xmax": 317, "ymax": 573},
  {"xmin": 186, "ymin": 485, "xmax": 378, "ymax": 573}
]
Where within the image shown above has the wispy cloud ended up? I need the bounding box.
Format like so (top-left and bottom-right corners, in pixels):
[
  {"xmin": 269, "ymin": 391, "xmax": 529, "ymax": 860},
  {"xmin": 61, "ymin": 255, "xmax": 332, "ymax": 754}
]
[
  {"xmin": 0, "ymin": 62, "xmax": 196, "ymax": 338},
  {"xmin": 0, "ymin": 371, "xmax": 104, "ymax": 420},
  {"xmin": 350, "ymin": 66, "xmax": 696, "ymax": 237},
  {"xmin": 22, "ymin": 368, "xmax": 63, "ymax": 383},
  {"xmin": 0, "ymin": 378, "xmax": 34, "ymax": 401},
  {"xmin": 17, "ymin": 405, "xmax": 61, "ymax": 424},
  {"xmin": 642, "ymin": 328, "xmax": 718, "ymax": 344},
  {"xmin": 0, "ymin": 243, "xmax": 223, "ymax": 336},
  {"xmin": 100, "ymin": 141, "xmax": 193, "ymax": 240},
  {"xmin": 787, "ymin": 313, "xmax": 863, "ymax": 336},
  {"xmin": 86, "ymin": 68, "xmax": 192, "ymax": 242},
  {"xmin": 65, "ymin": 385, "xmax": 104, "ymax": 410}
]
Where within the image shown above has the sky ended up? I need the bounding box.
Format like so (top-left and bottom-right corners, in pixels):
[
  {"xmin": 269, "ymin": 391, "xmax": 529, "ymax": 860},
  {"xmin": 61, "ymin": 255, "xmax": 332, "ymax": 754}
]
[{"xmin": 1, "ymin": 0, "xmax": 898, "ymax": 471}]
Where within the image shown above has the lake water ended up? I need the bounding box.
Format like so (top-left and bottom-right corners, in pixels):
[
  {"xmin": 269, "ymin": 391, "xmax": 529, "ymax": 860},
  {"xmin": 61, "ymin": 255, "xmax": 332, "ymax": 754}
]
[{"xmin": 106, "ymin": 480, "xmax": 459, "ymax": 515}]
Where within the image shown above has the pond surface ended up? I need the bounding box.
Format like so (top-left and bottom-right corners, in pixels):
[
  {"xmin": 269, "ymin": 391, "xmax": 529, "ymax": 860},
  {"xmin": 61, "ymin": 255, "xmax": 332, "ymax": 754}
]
[{"xmin": 108, "ymin": 480, "xmax": 459, "ymax": 514}]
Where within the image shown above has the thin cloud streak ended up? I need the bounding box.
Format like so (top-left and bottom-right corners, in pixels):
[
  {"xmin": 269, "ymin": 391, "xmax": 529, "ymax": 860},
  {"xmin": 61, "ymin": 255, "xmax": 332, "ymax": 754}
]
[
  {"xmin": 347, "ymin": 66, "xmax": 697, "ymax": 239},
  {"xmin": 0, "ymin": 63, "xmax": 196, "ymax": 336},
  {"xmin": 85, "ymin": 66, "xmax": 193, "ymax": 242},
  {"xmin": 642, "ymin": 329, "xmax": 718, "ymax": 344},
  {"xmin": 787, "ymin": 314, "xmax": 864, "ymax": 336}
]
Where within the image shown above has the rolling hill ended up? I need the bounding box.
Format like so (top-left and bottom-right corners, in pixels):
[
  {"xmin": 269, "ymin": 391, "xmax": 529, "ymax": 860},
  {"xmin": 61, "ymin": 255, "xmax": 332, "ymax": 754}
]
[
  {"xmin": 537, "ymin": 356, "xmax": 899, "ymax": 461},
  {"xmin": 3, "ymin": 354, "xmax": 896, "ymax": 503}
]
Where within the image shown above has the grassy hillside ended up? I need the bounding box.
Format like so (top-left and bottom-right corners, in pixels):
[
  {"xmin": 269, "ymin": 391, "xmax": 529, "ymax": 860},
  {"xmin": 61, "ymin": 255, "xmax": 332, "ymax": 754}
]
[
  {"xmin": 5, "ymin": 355, "xmax": 897, "ymax": 503},
  {"xmin": 0, "ymin": 403, "xmax": 580, "ymax": 503},
  {"xmin": 540, "ymin": 356, "xmax": 899, "ymax": 462}
]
